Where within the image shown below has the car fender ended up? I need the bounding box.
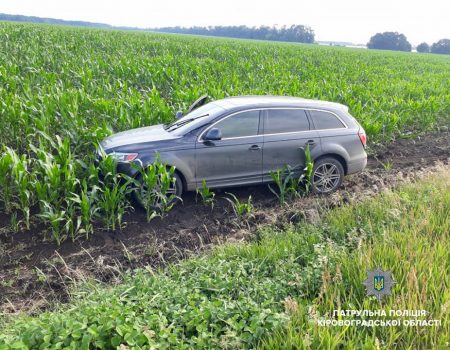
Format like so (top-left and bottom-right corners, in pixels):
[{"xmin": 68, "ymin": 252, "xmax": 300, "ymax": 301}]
[
  {"xmin": 317, "ymin": 141, "xmax": 350, "ymax": 163},
  {"xmin": 138, "ymin": 150, "xmax": 195, "ymax": 190}
]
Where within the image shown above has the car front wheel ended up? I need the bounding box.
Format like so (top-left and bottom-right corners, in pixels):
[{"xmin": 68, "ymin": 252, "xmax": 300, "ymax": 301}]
[{"xmin": 311, "ymin": 157, "xmax": 344, "ymax": 194}]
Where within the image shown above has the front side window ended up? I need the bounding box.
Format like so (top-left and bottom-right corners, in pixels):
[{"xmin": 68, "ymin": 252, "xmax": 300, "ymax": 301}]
[
  {"xmin": 265, "ymin": 109, "xmax": 310, "ymax": 134},
  {"xmin": 213, "ymin": 110, "xmax": 260, "ymax": 138},
  {"xmin": 310, "ymin": 110, "xmax": 346, "ymax": 129}
]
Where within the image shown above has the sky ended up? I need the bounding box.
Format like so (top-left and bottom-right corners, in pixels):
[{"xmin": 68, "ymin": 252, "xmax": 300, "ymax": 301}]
[{"xmin": 1, "ymin": 0, "xmax": 449, "ymax": 45}]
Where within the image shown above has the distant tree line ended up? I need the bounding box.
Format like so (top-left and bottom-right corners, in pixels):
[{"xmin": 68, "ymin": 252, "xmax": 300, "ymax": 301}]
[
  {"xmin": 152, "ymin": 25, "xmax": 315, "ymax": 43},
  {"xmin": 367, "ymin": 32, "xmax": 412, "ymax": 52},
  {"xmin": 0, "ymin": 13, "xmax": 113, "ymax": 28},
  {"xmin": 2, "ymin": 13, "xmax": 448, "ymax": 54},
  {"xmin": 367, "ymin": 31, "xmax": 450, "ymax": 55},
  {"xmin": 416, "ymin": 39, "xmax": 450, "ymax": 54}
]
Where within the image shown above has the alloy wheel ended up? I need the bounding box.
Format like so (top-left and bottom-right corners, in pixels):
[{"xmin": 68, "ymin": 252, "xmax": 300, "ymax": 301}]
[{"xmin": 312, "ymin": 163, "xmax": 341, "ymax": 193}]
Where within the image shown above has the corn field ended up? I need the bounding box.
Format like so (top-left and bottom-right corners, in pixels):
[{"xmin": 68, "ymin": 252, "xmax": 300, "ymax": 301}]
[{"xmin": 0, "ymin": 22, "xmax": 449, "ymax": 243}]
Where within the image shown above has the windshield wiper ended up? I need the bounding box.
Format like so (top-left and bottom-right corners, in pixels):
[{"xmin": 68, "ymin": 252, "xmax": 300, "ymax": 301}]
[{"xmin": 165, "ymin": 114, "xmax": 209, "ymax": 131}]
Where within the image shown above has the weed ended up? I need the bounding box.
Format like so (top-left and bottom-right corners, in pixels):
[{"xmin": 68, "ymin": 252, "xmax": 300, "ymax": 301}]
[{"xmin": 382, "ymin": 160, "xmax": 394, "ymax": 171}]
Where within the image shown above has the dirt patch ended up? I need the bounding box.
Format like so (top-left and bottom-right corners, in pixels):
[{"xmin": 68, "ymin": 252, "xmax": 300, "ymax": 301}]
[{"xmin": 1, "ymin": 131, "xmax": 449, "ymax": 315}]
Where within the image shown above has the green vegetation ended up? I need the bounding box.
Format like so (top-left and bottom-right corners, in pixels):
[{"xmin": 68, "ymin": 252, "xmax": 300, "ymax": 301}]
[
  {"xmin": 133, "ymin": 159, "xmax": 178, "ymax": 222},
  {"xmin": 153, "ymin": 24, "xmax": 315, "ymax": 43},
  {"xmin": 0, "ymin": 22, "xmax": 449, "ymax": 242},
  {"xmin": 269, "ymin": 166, "xmax": 295, "ymax": 204},
  {"xmin": 1, "ymin": 163, "xmax": 448, "ymax": 348},
  {"xmin": 367, "ymin": 32, "xmax": 412, "ymax": 52},
  {"xmin": 224, "ymin": 193, "xmax": 254, "ymax": 217},
  {"xmin": 196, "ymin": 179, "xmax": 216, "ymax": 208},
  {"xmin": 269, "ymin": 145, "xmax": 315, "ymax": 204},
  {"xmin": 261, "ymin": 170, "xmax": 450, "ymax": 349}
]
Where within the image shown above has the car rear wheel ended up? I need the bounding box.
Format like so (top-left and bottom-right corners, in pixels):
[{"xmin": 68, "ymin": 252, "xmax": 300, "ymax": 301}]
[
  {"xmin": 311, "ymin": 157, "xmax": 344, "ymax": 194},
  {"xmin": 134, "ymin": 172, "xmax": 183, "ymax": 209}
]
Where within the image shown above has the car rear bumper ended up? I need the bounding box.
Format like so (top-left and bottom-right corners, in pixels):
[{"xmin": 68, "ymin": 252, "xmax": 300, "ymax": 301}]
[{"xmin": 347, "ymin": 154, "xmax": 367, "ymax": 174}]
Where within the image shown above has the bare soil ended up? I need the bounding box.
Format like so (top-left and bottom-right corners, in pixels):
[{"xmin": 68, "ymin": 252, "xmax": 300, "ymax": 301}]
[{"xmin": 1, "ymin": 131, "xmax": 449, "ymax": 315}]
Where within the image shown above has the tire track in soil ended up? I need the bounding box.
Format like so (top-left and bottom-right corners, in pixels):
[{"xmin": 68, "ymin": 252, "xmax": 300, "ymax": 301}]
[{"xmin": 0, "ymin": 131, "xmax": 449, "ymax": 314}]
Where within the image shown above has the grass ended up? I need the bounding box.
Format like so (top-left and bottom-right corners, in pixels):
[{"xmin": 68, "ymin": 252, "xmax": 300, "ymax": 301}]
[
  {"xmin": 0, "ymin": 165, "xmax": 448, "ymax": 349},
  {"xmin": 260, "ymin": 168, "xmax": 450, "ymax": 349},
  {"xmin": 0, "ymin": 22, "xmax": 450, "ymax": 243}
]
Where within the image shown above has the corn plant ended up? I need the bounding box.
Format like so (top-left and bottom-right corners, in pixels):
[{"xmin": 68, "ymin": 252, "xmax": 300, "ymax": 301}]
[
  {"xmin": 0, "ymin": 22, "xmax": 449, "ymax": 243},
  {"xmin": 133, "ymin": 159, "xmax": 178, "ymax": 222},
  {"xmin": 196, "ymin": 180, "xmax": 216, "ymax": 209},
  {"xmin": 0, "ymin": 148, "xmax": 15, "ymax": 212},
  {"xmin": 270, "ymin": 146, "xmax": 314, "ymax": 202},
  {"xmin": 224, "ymin": 193, "xmax": 254, "ymax": 217},
  {"xmin": 5, "ymin": 149, "xmax": 35, "ymax": 229},
  {"xmin": 68, "ymin": 180, "xmax": 100, "ymax": 239},
  {"xmin": 37, "ymin": 201, "xmax": 67, "ymax": 245},
  {"xmin": 98, "ymin": 182, "xmax": 132, "ymax": 231},
  {"xmin": 269, "ymin": 166, "xmax": 295, "ymax": 205},
  {"xmin": 9, "ymin": 212, "xmax": 19, "ymax": 233},
  {"xmin": 33, "ymin": 158, "xmax": 64, "ymax": 210},
  {"xmin": 302, "ymin": 144, "xmax": 314, "ymax": 194},
  {"xmin": 295, "ymin": 144, "xmax": 314, "ymax": 195},
  {"xmin": 97, "ymin": 171, "xmax": 132, "ymax": 231}
]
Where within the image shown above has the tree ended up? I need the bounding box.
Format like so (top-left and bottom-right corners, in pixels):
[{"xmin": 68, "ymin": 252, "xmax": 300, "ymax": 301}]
[
  {"xmin": 430, "ymin": 39, "xmax": 450, "ymax": 55},
  {"xmin": 153, "ymin": 25, "xmax": 315, "ymax": 44},
  {"xmin": 367, "ymin": 32, "xmax": 412, "ymax": 52},
  {"xmin": 416, "ymin": 42, "xmax": 430, "ymax": 53}
]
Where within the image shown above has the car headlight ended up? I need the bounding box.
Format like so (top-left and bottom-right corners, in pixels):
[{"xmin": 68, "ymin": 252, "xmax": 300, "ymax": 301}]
[{"xmin": 110, "ymin": 152, "xmax": 138, "ymax": 162}]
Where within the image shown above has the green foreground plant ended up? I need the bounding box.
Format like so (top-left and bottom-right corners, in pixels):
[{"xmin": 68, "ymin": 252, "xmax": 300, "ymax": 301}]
[
  {"xmin": 1, "ymin": 165, "xmax": 448, "ymax": 349},
  {"xmin": 1, "ymin": 22, "xmax": 449, "ymax": 242},
  {"xmin": 196, "ymin": 179, "xmax": 216, "ymax": 208},
  {"xmin": 133, "ymin": 158, "xmax": 178, "ymax": 222},
  {"xmin": 0, "ymin": 137, "xmax": 182, "ymax": 242},
  {"xmin": 269, "ymin": 145, "xmax": 314, "ymax": 204},
  {"xmin": 224, "ymin": 192, "xmax": 254, "ymax": 217},
  {"xmin": 260, "ymin": 169, "xmax": 450, "ymax": 349}
]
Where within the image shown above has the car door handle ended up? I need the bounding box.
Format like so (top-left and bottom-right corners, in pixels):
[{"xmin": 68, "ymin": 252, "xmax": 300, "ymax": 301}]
[
  {"xmin": 299, "ymin": 140, "xmax": 316, "ymax": 150},
  {"xmin": 248, "ymin": 145, "xmax": 261, "ymax": 151}
]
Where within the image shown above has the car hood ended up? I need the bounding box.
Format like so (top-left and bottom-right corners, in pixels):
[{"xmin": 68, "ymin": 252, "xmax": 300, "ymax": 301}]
[{"xmin": 101, "ymin": 124, "xmax": 179, "ymax": 150}]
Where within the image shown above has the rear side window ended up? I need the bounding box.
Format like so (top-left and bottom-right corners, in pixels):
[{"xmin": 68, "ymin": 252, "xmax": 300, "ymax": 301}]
[
  {"xmin": 214, "ymin": 110, "xmax": 260, "ymax": 138},
  {"xmin": 310, "ymin": 110, "xmax": 346, "ymax": 129},
  {"xmin": 265, "ymin": 109, "xmax": 310, "ymax": 134}
]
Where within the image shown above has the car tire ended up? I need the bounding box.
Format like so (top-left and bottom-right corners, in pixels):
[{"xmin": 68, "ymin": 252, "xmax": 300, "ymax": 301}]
[
  {"xmin": 311, "ymin": 157, "xmax": 345, "ymax": 194},
  {"xmin": 134, "ymin": 171, "xmax": 183, "ymax": 209}
]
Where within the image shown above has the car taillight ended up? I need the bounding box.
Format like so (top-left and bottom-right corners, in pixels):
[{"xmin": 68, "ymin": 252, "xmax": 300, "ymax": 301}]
[{"xmin": 358, "ymin": 129, "xmax": 367, "ymax": 148}]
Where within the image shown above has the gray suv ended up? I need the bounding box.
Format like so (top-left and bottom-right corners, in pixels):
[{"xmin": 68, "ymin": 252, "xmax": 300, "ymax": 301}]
[{"xmin": 101, "ymin": 96, "xmax": 367, "ymax": 196}]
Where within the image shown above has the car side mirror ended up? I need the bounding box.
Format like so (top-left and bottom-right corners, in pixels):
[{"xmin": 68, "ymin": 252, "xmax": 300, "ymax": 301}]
[
  {"xmin": 175, "ymin": 111, "xmax": 183, "ymax": 119},
  {"xmin": 204, "ymin": 128, "xmax": 222, "ymax": 141}
]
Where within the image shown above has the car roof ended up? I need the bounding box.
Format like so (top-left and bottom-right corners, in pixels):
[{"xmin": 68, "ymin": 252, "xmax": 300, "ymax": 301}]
[{"xmin": 212, "ymin": 96, "xmax": 348, "ymax": 112}]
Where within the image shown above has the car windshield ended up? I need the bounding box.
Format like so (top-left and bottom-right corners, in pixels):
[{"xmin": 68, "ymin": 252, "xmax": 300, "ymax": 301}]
[{"xmin": 165, "ymin": 103, "xmax": 224, "ymax": 135}]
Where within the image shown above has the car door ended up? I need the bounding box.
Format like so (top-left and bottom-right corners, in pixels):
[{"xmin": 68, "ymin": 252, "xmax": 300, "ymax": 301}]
[
  {"xmin": 262, "ymin": 108, "xmax": 321, "ymax": 182},
  {"xmin": 195, "ymin": 109, "xmax": 263, "ymax": 188}
]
